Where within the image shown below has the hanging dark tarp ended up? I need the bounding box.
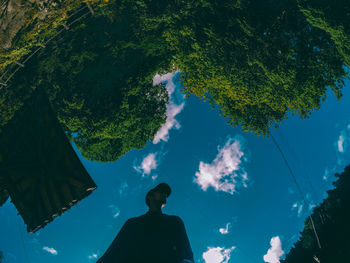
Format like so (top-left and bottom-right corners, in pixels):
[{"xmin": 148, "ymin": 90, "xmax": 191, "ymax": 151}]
[{"xmin": 0, "ymin": 88, "xmax": 97, "ymax": 233}]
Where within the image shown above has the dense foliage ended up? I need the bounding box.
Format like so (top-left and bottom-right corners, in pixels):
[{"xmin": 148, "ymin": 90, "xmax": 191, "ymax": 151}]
[
  {"xmin": 0, "ymin": 187, "xmax": 8, "ymax": 207},
  {"xmin": 1, "ymin": 0, "xmax": 349, "ymax": 163},
  {"xmin": 282, "ymin": 164, "xmax": 350, "ymax": 262},
  {"xmin": 298, "ymin": 0, "xmax": 350, "ymax": 67},
  {"xmin": 62, "ymin": 0, "xmax": 348, "ymax": 136},
  {"xmin": 37, "ymin": 12, "xmax": 169, "ymax": 162},
  {"xmin": 0, "ymin": 3, "xmax": 169, "ymax": 162},
  {"xmin": 0, "ymin": 160, "xmax": 9, "ymax": 207},
  {"xmin": 161, "ymin": 0, "xmax": 349, "ymax": 135},
  {"xmin": 0, "ymin": 0, "xmax": 107, "ymax": 71}
]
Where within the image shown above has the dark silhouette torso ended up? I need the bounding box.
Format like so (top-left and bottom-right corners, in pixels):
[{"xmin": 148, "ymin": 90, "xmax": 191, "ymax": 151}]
[{"xmin": 97, "ymin": 211, "xmax": 193, "ymax": 263}]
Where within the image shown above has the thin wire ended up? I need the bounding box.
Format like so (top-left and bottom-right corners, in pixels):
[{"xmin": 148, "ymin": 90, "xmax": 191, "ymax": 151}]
[
  {"xmin": 4, "ymin": 65, "xmax": 22, "ymax": 84},
  {"xmin": 43, "ymin": 28, "xmax": 65, "ymax": 46},
  {"xmin": 276, "ymin": 131, "xmax": 327, "ymax": 225},
  {"xmin": 270, "ymin": 133, "xmax": 322, "ymax": 249},
  {"xmin": 22, "ymin": 46, "xmax": 42, "ymax": 64},
  {"xmin": 66, "ymin": 4, "xmax": 88, "ymax": 20},
  {"xmin": 67, "ymin": 10, "xmax": 91, "ymax": 27},
  {"xmin": 2, "ymin": 4, "xmax": 93, "ymax": 85},
  {"xmin": 0, "ymin": 67, "xmax": 10, "ymax": 82}
]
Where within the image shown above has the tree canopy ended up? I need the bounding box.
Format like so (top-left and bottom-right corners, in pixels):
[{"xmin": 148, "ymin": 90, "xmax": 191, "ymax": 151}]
[
  {"xmin": 161, "ymin": 0, "xmax": 349, "ymax": 135},
  {"xmin": 0, "ymin": 2, "xmax": 169, "ymax": 162},
  {"xmin": 41, "ymin": 9, "xmax": 170, "ymax": 162},
  {"xmin": 0, "ymin": 162, "xmax": 9, "ymax": 207},
  {"xmin": 0, "ymin": 187, "xmax": 8, "ymax": 207},
  {"xmin": 1, "ymin": 0, "xmax": 349, "ymax": 163},
  {"xmin": 281, "ymin": 164, "xmax": 350, "ymax": 262},
  {"xmin": 298, "ymin": 0, "xmax": 350, "ymax": 67}
]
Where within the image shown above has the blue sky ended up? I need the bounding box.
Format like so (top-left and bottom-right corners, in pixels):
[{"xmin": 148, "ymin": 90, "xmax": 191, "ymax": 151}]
[{"xmin": 1, "ymin": 74, "xmax": 350, "ymax": 263}]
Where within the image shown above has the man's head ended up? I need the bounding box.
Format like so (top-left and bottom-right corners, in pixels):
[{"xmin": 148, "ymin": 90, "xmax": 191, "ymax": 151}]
[{"xmin": 145, "ymin": 183, "xmax": 171, "ymax": 211}]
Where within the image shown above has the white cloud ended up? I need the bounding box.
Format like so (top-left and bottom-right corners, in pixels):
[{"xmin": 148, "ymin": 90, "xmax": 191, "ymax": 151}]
[
  {"xmin": 263, "ymin": 236, "xmax": 284, "ymax": 263},
  {"xmin": 119, "ymin": 181, "xmax": 128, "ymax": 196},
  {"xmin": 88, "ymin": 253, "xmax": 98, "ymax": 260},
  {"xmin": 153, "ymin": 103, "xmax": 184, "ymax": 144},
  {"xmin": 322, "ymin": 168, "xmax": 329, "ymax": 181},
  {"xmin": 151, "ymin": 175, "xmax": 158, "ymax": 181},
  {"xmin": 108, "ymin": 205, "xmax": 120, "ymax": 218},
  {"xmin": 338, "ymin": 135, "xmax": 344, "ymax": 153},
  {"xmin": 202, "ymin": 246, "xmax": 235, "ymax": 263},
  {"xmin": 322, "ymin": 166, "xmax": 337, "ymax": 182},
  {"xmin": 309, "ymin": 203, "xmax": 316, "ymax": 211},
  {"xmin": 194, "ymin": 138, "xmax": 248, "ymax": 194},
  {"xmin": 42, "ymin": 247, "xmax": 58, "ymax": 255},
  {"xmin": 336, "ymin": 125, "xmax": 350, "ymax": 154},
  {"xmin": 153, "ymin": 73, "xmax": 174, "ymax": 87},
  {"xmin": 291, "ymin": 202, "xmax": 303, "ymax": 217},
  {"xmin": 305, "ymin": 194, "xmax": 316, "ymax": 211},
  {"xmin": 134, "ymin": 153, "xmax": 158, "ymax": 176},
  {"xmin": 219, "ymin": 223, "xmax": 231, "ymax": 235},
  {"xmin": 152, "ymin": 72, "xmax": 185, "ymax": 144}
]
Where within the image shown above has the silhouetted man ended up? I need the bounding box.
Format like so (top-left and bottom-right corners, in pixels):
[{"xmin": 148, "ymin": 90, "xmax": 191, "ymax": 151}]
[{"xmin": 97, "ymin": 183, "xmax": 194, "ymax": 263}]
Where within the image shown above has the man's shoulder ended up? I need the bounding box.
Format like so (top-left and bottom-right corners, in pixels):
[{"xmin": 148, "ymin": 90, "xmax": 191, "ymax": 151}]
[
  {"xmin": 125, "ymin": 216, "xmax": 141, "ymax": 224},
  {"xmin": 125, "ymin": 213, "xmax": 184, "ymax": 225},
  {"xmin": 163, "ymin": 214, "xmax": 185, "ymax": 224},
  {"xmin": 125, "ymin": 213, "xmax": 152, "ymax": 223}
]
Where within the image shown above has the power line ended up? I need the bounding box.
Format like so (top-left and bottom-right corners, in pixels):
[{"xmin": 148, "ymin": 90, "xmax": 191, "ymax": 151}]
[
  {"xmin": 270, "ymin": 133, "xmax": 322, "ymax": 249},
  {"xmin": 274, "ymin": 130, "xmax": 328, "ymax": 226},
  {"xmin": 0, "ymin": 2, "xmax": 96, "ymax": 86}
]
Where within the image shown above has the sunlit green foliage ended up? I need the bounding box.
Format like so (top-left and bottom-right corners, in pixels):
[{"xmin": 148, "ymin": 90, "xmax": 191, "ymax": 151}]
[
  {"xmin": 1, "ymin": 3, "xmax": 169, "ymax": 162},
  {"xmin": 0, "ymin": 0, "xmax": 108, "ymax": 71},
  {"xmin": 38, "ymin": 11, "xmax": 169, "ymax": 162},
  {"xmin": 282, "ymin": 164, "xmax": 350, "ymax": 262},
  {"xmin": 1, "ymin": 0, "xmax": 349, "ymax": 152},
  {"xmin": 298, "ymin": 0, "xmax": 350, "ymax": 67},
  {"xmin": 163, "ymin": 0, "xmax": 348, "ymax": 135}
]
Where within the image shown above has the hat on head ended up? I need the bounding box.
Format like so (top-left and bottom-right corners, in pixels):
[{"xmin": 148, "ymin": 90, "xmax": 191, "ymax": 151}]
[{"xmin": 145, "ymin": 183, "xmax": 171, "ymax": 206}]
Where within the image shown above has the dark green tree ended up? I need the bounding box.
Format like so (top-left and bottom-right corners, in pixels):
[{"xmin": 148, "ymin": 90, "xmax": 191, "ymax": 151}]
[
  {"xmin": 298, "ymin": 0, "xmax": 350, "ymax": 67},
  {"xmin": 2, "ymin": 0, "xmax": 349, "ymax": 142},
  {"xmin": 162, "ymin": 0, "xmax": 348, "ymax": 135},
  {"xmin": 0, "ymin": 251, "xmax": 3, "ymax": 263},
  {"xmin": 0, "ymin": 185, "xmax": 9, "ymax": 207},
  {"xmin": 1, "ymin": 2, "xmax": 170, "ymax": 162},
  {"xmin": 282, "ymin": 164, "xmax": 350, "ymax": 263},
  {"xmin": 0, "ymin": 163, "xmax": 9, "ymax": 207}
]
